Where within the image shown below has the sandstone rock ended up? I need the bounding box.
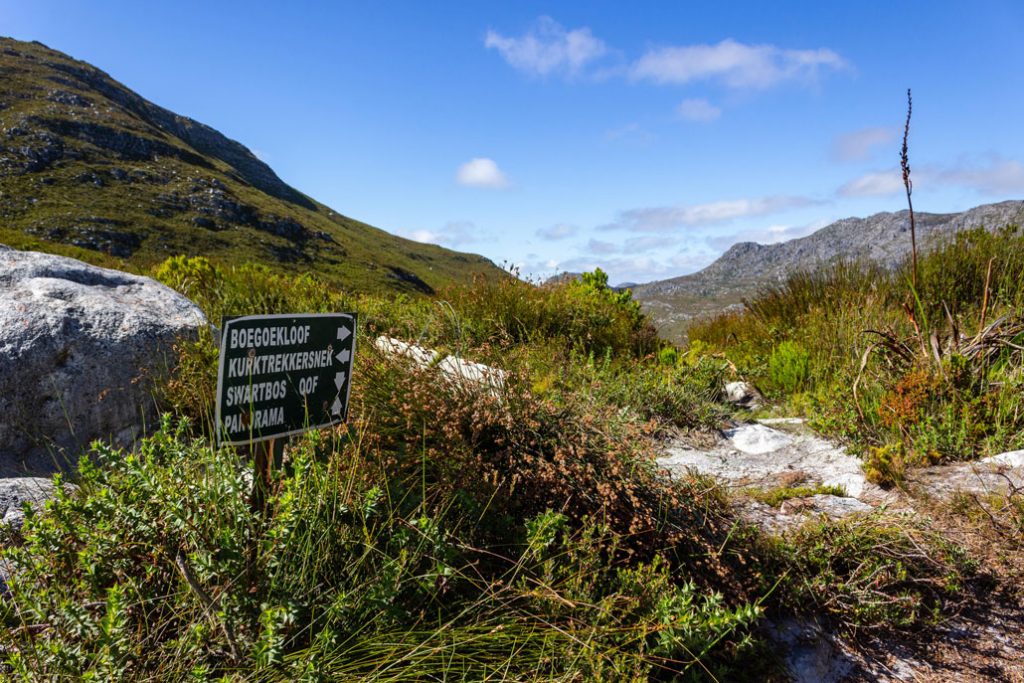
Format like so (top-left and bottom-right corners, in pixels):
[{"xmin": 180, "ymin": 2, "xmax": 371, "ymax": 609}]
[
  {"xmin": 725, "ymin": 423, "xmax": 792, "ymax": 455},
  {"xmin": 981, "ymin": 449, "xmax": 1024, "ymax": 468},
  {"xmin": 374, "ymin": 336, "xmax": 506, "ymax": 393},
  {"xmin": 659, "ymin": 422, "xmax": 880, "ymax": 500},
  {"xmin": 722, "ymin": 381, "xmax": 762, "ymax": 409},
  {"xmin": 0, "ymin": 246, "xmax": 206, "ymax": 473}
]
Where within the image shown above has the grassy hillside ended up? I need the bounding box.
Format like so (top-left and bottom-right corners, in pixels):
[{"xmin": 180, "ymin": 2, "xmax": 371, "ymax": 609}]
[{"xmin": 0, "ymin": 37, "xmax": 503, "ymax": 294}]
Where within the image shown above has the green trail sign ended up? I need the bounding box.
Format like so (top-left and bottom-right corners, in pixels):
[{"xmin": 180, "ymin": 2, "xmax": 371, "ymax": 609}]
[{"xmin": 215, "ymin": 313, "xmax": 356, "ymax": 446}]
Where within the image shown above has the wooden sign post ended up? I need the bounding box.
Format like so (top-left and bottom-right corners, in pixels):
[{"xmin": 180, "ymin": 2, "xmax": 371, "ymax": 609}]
[{"xmin": 214, "ymin": 313, "xmax": 356, "ymax": 511}]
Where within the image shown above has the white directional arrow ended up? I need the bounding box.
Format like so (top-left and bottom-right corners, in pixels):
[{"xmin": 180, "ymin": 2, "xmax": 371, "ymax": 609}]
[
  {"xmin": 334, "ymin": 371, "xmax": 347, "ymax": 390},
  {"xmin": 335, "ymin": 348, "xmax": 351, "ymax": 364},
  {"xmin": 331, "ymin": 396, "xmax": 343, "ymax": 416},
  {"xmin": 337, "ymin": 326, "xmax": 352, "ymax": 342}
]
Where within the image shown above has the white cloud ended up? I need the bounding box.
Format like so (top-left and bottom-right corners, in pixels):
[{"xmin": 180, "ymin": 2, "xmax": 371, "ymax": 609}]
[
  {"xmin": 604, "ymin": 195, "xmax": 822, "ymax": 232},
  {"xmin": 631, "ymin": 39, "xmax": 848, "ymax": 89},
  {"xmin": 404, "ymin": 221, "xmax": 483, "ymax": 248},
  {"xmin": 837, "ymin": 156, "xmax": 1024, "ymax": 198},
  {"xmin": 831, "ymin": 126, "xmax": 898, "ymax": 162},
  {"xmin": 485, "ymin": 16, "xmax": 607, "ymax": 77},
  {"xmin": 676, "ymin": 98, "xmax": 721, "ymax": 122},
  {"xmin": 552, "ymin": 251, "xmax": 715, "ymax": 285},
  {"xmin": 536, "ymin": 223, "xmax": 578, "ymax": 240},
  {"xmin": 623, "ymin": 235, "xmax": 678, "ymax": 252},
  {"xmin": 408, "ymin": 229, "xmax": 439, "ymax": 243},
  {"xmin": 456, "ymin": 158, "xmax": 509, "ymax": 188},
  {"xmin": 837, "ymin": 169, "xmax": 904, "ymax": 197}
]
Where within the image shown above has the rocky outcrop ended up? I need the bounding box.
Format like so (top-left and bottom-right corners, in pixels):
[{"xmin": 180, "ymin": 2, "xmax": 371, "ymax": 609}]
[{"xmin": 0, "ymin": 246, "xmax": 206, "ymax": 473}]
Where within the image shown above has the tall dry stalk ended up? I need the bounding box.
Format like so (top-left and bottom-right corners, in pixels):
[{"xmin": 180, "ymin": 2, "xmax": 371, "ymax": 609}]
[{"xmin": 900, "ymin": 88, "xmax": 918, "ymax": 290}]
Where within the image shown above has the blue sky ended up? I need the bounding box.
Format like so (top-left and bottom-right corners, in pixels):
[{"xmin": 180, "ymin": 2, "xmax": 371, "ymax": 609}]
[{"xmin": 4, "ymin": 1, "xmax": 1023, "ymax": 284}]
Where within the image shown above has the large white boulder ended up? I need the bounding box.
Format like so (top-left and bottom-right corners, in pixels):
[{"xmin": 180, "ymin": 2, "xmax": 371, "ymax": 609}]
[{"xmin": 0, "ymin": 245, "xmax": 206, "ymax": 473}]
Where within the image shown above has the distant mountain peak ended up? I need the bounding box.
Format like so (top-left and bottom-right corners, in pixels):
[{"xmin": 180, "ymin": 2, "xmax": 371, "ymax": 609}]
[{"xmin": 631, "ymin": 199, "xmax": 1024, "ymax": 339}]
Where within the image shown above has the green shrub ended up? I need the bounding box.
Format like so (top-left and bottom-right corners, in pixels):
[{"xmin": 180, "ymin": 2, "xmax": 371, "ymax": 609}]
[
  {"xmin": 748, "ymin": 483, "xmax": 846, "ymax": 507},
  {"xmin": 863, "ymin": 443, "xmax": 909, "ymax": 487},
  {"xmin": 692, "ymin": 222, "xmax": 1024, "ymax": 468},
  {"xmin": 437, "ymin": 268, "xmax": 659, "ymax": 359},
  {"xmin": 768, "ymin": 340, "xmax": 811, "ymax": 395}
]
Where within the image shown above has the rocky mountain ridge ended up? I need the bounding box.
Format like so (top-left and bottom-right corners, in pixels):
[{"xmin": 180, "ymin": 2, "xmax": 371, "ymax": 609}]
[{"xmin": 632, "ymin": 199, "xmax": 1024, "ymax": 339}]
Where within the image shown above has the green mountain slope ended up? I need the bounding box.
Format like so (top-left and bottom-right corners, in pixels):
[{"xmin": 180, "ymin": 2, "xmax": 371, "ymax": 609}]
[{"xmin": 0, "ymin": 37, "xmax": 502, "ymax": 293}]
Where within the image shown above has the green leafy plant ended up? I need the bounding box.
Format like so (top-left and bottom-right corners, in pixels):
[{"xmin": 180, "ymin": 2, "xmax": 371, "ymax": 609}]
[{"xmin": 768, "ymin": 340, "xmax": 811, "ymax": 395}]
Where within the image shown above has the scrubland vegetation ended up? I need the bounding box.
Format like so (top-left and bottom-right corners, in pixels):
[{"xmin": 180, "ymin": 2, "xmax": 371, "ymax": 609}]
[
  {"xmin": 691, "ymin": 225, "xmax": 1024, "ymax": 487},
  {"xmin": 0, "ymin": 249, "xmax": 1014, "ymax": 680}
]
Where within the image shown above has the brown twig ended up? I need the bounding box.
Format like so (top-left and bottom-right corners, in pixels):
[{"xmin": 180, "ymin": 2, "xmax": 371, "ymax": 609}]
[
  {"xmin": 900, "ymin": 88, "xmax": 918, "ymax": 291},
  {"xmin": 174, "ymin": 548, "xmax": 241, "ymax": 662}
]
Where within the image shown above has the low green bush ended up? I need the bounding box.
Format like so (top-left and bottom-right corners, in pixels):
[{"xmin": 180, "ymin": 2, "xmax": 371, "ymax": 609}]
[{"xmin": 768, "ymin": 340, "xmax": 811, "ymax": 395}]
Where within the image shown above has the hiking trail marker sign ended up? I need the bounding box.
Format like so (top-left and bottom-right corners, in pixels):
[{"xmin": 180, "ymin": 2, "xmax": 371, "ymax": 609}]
[{"xmin": 215, "ymin": 313, "xmax": 356, "ymax": 446}]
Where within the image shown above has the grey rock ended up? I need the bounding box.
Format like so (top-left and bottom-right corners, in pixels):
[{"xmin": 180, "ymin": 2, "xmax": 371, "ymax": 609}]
[
  {"xmin": 722, "ymin": 381, "xmax": 762, "ymax": 409},
  {"xmin": 907, "ymin": 453, "xmax": 1024, "ymax": 500},
  {"xmin": 0, "ymin": 477, "xmax": 66, "ymax": 530},
  {"xmin": 767, "ymin": 618, "xmax": 857, "ymax": 683},
  {"xmin": 737, "ymin": 494, "xmax": 874, "ymax": 534},
  {"xmin": 982, "ymin": 449, "xmax": 1024, "ymax": 468},
  {"xmin": 659, "ymin": 422, "xmax": 881, "ymax": 500},
  {"xmin": 0, "ymin": 247, "xmax": 206, "ymax": 473}
]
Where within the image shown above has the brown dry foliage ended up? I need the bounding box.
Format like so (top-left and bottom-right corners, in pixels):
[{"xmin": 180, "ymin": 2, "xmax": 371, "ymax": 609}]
[{"xmin": 349, "ymin": 346, "xmax": 756, "ymax": 598}]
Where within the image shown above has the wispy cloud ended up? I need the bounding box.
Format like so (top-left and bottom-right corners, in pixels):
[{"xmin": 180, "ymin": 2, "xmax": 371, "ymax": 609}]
[
  {"xmin": 831, "ymin": 126, "xmax": 898, "ymax": 162},
  {"xmin": 630, "ymin": 39, "xmax": 848, "ymax": 89},
  {"xmin": 587, "ymin": 238, "xmax": 619, "ymax": 254},
  {"xmin": 405, "ymin": 220, "xmax": 483, "ymax": 248},
  {"xmin": 676, "ymin": 98, "xmax": 721, "ymax": 122},
  {"xmin": 837, "ymin": 156, "xmax": 1024, "ymax": 197},
  {"xmin": 707, "ymin": 219, "xmax": 831, "ymax": 250},
  {"xmin": 837, "ymin": 169, "xmax": 903, "ymax": 197},
  {"xmin": 937, "ymin": 157, "xmax": 1024, "ymax": 195},
  {"xmin": 536, "ymin": 223, "xmax": 579, "ymax": 240},
  {"xmin": 603, "ymin": 195, "xmax": 822, "ymax": 232},
  {"xmin": 623, "ymin": 235, "xmax": 678, "ymax": 252},
  {"xmin": 484, "ymin": 16, "xmax": 607, "ymax": 77},
  {"xmin": 407, "ymin": 229, "xmax": 439, "ymax": 244},
  {"xmin": 548, "ymin": 251, "xmax": 715, "ymax": 285},
  {"xmin": 455, "ymin": 158, "xmax": 509, "ymax": 188},
  {"xmin": 604, "ymin": 122, "xmax": 655, "ymax": 145}
]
